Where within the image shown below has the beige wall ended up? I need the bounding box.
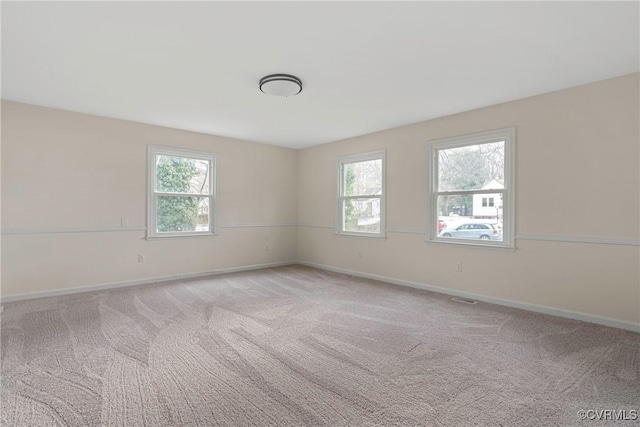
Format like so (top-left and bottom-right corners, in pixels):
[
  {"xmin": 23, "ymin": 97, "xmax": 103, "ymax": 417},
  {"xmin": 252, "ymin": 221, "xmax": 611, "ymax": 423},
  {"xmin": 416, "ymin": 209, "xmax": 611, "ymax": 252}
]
[
  {"xmin": 2, "ymin": 73, "xmax": 639, "ymax": 327},
  {"xmin": 1, "ymin": 101, "xmax": 298, "ymax": 296},
  {"xmin": 297, "ymin": 73, "xmax": 640, "ymax": 325}
]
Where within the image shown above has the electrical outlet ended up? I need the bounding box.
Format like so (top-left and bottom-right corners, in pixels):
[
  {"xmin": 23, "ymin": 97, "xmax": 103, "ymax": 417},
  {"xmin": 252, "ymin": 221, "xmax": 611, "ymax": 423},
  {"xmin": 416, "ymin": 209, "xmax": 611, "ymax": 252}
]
[
  {"xmin": 121, "ymin": 217, "xmax": 129, "ymax": 227},
  {"xmin": 264, "ymin": 245, "xmax": 270, "ymax": 252},
  {"xmin": 138, "ymin": 254, "xmax": 145, "ymax": 263},
  {"xmin": 456, "ymin": 262, "xmax": 463, "ymax": 272},
  {"xmin": 358, "ymin": 250, "xmax": 363, "ymax": 258}
]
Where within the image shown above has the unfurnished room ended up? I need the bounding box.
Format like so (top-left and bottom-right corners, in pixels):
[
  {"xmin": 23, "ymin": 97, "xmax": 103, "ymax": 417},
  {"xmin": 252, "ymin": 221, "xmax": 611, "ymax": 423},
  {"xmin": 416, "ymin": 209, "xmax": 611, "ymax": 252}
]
[{"xmin": 1, "ymin": 2, "xmax": 639, "ymax": 426}]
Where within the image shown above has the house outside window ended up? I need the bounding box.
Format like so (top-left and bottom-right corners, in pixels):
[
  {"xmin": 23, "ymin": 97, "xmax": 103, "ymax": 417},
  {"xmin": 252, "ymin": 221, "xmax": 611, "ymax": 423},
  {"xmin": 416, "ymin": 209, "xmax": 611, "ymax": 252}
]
[{"xmin": 474, "ymin": 184, "xmax": 502, "ymax": 217}]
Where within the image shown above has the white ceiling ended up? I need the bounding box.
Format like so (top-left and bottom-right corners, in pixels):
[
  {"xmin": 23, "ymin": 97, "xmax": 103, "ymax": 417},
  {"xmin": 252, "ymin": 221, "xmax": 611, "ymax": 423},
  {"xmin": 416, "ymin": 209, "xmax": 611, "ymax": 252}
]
[{"xmin": 2, "ymin": 2, "xmax": 639, "ymax": 149}]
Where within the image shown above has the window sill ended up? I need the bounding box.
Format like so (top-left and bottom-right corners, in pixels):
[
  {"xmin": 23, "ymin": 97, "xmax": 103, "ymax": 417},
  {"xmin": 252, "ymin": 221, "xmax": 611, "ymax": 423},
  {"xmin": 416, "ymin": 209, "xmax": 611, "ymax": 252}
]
[
  {"xmin": 426, "ymin": 238, "xmax": 515, "ymax": 251},
  {"xmin": 146, "ymin": 232, "xmax": 218, "ymax": 241},
  {"xmin": 336, "ymin": 230, "xmax": 387, "ymax": 240}
]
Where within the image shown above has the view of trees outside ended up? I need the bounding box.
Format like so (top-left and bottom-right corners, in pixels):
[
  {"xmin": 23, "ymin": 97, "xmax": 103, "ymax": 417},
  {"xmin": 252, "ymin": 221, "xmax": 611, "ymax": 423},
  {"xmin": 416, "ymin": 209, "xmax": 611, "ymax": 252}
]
[
  {"xmin": 155, "ymin": 155, "xmax": 210, "ymax": 233},
  {"xmin": 437, "ymin": 141, "xmax": 504, "ymax": 216},
  {"xmin": 343, "ymin": 159, "xmax": 382, "ymax": 233},
  {"xmin": 344, "ymin": 165, "xmax": 357, "ymax": 229}
]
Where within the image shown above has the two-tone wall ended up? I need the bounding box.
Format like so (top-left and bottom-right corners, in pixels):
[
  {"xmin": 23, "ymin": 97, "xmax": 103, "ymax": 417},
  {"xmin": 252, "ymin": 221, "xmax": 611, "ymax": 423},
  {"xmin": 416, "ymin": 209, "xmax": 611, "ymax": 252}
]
[
  {"xmin": 297, "ymin": 73, "xmax": 640, "ymax": 328},
  {"xmin": 2, "ymin": 73, "xmax": 639, "ymax": 329},
  {"xmin": 1, "ymin": 101, "xmax": 298, "ymax": 297}
]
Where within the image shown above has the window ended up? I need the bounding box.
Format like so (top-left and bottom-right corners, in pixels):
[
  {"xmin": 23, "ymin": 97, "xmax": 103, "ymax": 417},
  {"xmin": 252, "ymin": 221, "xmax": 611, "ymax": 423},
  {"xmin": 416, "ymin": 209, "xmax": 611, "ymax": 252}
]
[
  {"xmin": 482, "ymin": 197, "xmax": 495, "ymax": 207},
  {"xmin": 148, "ymin": 145, "xmax": 216, "ymax": 238},
  {"xmin": 427, "ymin": 128, "xmax": 515, "ymax": 248},
  {"xmin": 337, "ymin": 150, "xmax": 385, "ymax": 238}
]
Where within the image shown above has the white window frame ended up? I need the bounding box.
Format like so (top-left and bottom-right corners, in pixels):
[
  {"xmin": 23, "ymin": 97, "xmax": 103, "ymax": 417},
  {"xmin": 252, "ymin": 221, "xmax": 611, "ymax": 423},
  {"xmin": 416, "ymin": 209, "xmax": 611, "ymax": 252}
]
[
  {"xmin": 336, "ymin": 150, "xmax": 386, "ymax": 238},
  {"xmin": 427, "ymin": 128, "xmax": 515, "ymax": 249},
  {"xmin": 147, "ymin": 145, "xmax": 217, "ymax": 239}
]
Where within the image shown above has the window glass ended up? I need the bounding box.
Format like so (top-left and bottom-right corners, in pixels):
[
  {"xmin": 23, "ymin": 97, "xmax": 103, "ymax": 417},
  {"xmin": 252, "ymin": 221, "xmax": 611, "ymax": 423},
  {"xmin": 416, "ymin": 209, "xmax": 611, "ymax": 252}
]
[
  {"xmin": 428, "ymin": 128, "xmax": 514, "ymax": 248},
  {"xmin": 148, "ymin": 146, "xmax": 216, "ymax": 238},
  {"xmin": 337, "ymin": 151, "xmax": 385, "ymax": 237}
]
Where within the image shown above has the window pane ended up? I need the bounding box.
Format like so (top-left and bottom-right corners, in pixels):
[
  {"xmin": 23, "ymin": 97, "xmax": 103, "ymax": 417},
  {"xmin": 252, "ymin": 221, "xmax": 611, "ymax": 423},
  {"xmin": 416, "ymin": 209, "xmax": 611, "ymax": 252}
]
[
  {"xmin": 344, "ymin": 159, "xmax": 382, "ymax": 196},
  {"xmin": 156, "ymin": 195, "xmax": 209, "ymax": 233},
  {"xmin": 343, "ymin": 198, "xmax": 381, "ymax": 233},
  {"xmin": 437, "ymin": 194, "xmax": 503, "ymax": 241},
  {"xmin": 156, "ymin": 155, "xmax": 210, "ymax": 194},
  {"xmin": 438, "ymin": 141, "xmax": 504, "ymax": 192}
]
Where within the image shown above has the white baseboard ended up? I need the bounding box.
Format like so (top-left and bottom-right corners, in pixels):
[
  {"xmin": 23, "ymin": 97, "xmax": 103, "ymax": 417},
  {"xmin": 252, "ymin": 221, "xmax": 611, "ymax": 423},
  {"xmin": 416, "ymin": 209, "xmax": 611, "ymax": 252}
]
[
  {"xmin": 0, "ymin": 261, "xmax": 297, "ymax": 303},
  {"xmin": 296, "ymin": 260, "xmax": 640, "ymax": 333}
]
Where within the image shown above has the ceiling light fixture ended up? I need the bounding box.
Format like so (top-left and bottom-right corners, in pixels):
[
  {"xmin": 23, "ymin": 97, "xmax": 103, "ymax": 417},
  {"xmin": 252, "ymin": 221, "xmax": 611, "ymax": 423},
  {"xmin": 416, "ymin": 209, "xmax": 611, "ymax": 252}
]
[{"xmin": 259, "ymin": 74, "xmax": 303, "ymax": 97}]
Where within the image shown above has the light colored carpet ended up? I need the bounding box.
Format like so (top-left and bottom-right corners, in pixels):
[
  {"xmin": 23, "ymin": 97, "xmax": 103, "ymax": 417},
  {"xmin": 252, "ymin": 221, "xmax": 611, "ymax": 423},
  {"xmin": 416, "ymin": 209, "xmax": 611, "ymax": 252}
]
[{"xmin": 1, "ymin": 265, "xmax": 638, "ymax": 426}]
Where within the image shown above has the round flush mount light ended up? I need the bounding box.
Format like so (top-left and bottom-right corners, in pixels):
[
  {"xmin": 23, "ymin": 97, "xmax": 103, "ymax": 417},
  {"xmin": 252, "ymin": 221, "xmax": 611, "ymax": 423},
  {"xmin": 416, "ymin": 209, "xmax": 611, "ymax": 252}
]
[{"xmin": 259, "ymin": 74, "xmax": 303, "ymax": 97}]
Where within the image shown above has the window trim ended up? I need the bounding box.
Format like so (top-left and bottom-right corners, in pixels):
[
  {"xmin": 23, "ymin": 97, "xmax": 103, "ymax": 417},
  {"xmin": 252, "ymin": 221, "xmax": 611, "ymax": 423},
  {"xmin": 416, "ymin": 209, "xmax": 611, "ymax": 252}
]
[
  {"xmin": 336, "ymin": 150, "xmax": 386, "ymax": 239},
  {"xmin": 427, "ymin": 127, "xmax": 515, "ymax": 249},
  {"xmin": 147, "ymin": 145, "xmax": 217, "ymax": 239}
]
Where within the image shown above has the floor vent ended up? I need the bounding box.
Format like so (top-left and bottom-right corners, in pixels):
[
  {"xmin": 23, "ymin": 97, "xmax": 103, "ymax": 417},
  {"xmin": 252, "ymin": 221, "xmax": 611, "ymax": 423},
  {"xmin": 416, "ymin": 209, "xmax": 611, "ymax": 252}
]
[{"xmin": 452, "ymin": 296, "xmax": 478, "ymax": 304}]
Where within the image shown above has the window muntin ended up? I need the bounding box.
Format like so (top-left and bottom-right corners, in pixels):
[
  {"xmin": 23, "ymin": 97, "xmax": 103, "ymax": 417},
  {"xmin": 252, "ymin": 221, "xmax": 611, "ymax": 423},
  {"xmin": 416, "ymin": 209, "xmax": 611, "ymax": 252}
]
[
  {"xmin": 148, "ymin": 146, "xmax": 216, "ymax": 238},
  {"xmin": 337, "ymin": 151, "xmax": 385, "ymax": 237},
  {"xmin": 428, "ymin": 128, "xmax": 515, "ymax": 248}
]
